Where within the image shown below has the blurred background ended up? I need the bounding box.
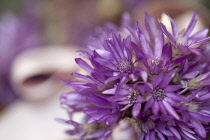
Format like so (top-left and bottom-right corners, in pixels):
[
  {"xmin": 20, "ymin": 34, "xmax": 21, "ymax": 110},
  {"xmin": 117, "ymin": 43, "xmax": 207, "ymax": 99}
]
[{"xmin": 0, "ymin": 0, "xmax": 210, "ymax": 140}]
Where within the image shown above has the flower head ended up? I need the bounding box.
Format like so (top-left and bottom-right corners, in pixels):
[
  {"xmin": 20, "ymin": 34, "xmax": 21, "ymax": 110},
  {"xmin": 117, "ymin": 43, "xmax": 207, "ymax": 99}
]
[
  {"xmin": 159, "ymin": 12, "xmax": 210, "ymax": 57},
  {"xmin": 61, "ymin": 12, "xmax": 210, "ymax": 139}
]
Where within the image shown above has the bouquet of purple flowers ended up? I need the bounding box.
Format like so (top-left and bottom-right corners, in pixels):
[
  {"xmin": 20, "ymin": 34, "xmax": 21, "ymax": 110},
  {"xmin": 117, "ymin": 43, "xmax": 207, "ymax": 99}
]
[{"xmin": 60, "ymin": 12, "xmax": 210, "ymax": 140}]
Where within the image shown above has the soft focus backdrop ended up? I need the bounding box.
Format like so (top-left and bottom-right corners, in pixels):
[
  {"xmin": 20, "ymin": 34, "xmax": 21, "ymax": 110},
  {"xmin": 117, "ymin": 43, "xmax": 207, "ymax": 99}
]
[{"xmin": 0, "ymin": 0, "xmax": 210, "ymax": 140}]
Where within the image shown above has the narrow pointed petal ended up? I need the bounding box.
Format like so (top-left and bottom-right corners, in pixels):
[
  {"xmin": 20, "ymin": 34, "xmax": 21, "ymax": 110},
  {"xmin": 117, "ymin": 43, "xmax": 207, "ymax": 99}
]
[
  {"xmin": 144, "ymin": 97, "xmax": 155, "ymax": 110},
  {"xmin": 189, "ymin": 36, "xmax": 210, "ymax": 47},
  {"xmin": 189, "ymin": 48, "xmax": 204, "ymax": 56},
  {"xmin": 137, "ymin": 29, "xmax": 153, "ymax": 57},
  {"xmin": 162, "ymin": 43, "xmax": 172, "ymax": 61},
  {"xmin": 168, "ymin": 127, "xmax": 181, "ymax": 140},
  {"xmin": 164, "ymin": 85, "xmax": 182, "ymax": 92},
  {"xmin": 190, "ymin": 28, "xmax": 209, "ymax": 40},
  {"xmin": 183, "ymin": 12, "xmax": 198, "ymax": 37},
  {"xmin": 132, "ymin": 102, "xmax": 141, "ymax": 117},
  {"xmin": 190, "ymin": 118, "xmax": 206, "ymax": 138},
  {"xmin": 160, "ymin": 69, "xmax": 177, "ymax": 88},
  {"xmin": 152, "ymin": 72, "xmax": 163, "ymax": 88},
  {"xmin": 162, "ymin": 100, "xmax": 180, "ymax": 120},
  {"xmin": 152, "ymin": 101, "xmax": 159, "ymax": 115},
  {"xmin": 75, "ymin": 58, "xmax": 93, "ymax": 73},
  {"xmin": 158, "ymin": 101, "xmax": 167, "ymax": 114},
  {"xmin": 159, "ymin": 20, "xmax": 176, "ymax": 44},
  {"xmin": 154, "ymin": 30, "xmax": 164, "ymax": 57},
  {"xmin": 169, "ymin": 16, "xmax": 178, "ymax": 38}
]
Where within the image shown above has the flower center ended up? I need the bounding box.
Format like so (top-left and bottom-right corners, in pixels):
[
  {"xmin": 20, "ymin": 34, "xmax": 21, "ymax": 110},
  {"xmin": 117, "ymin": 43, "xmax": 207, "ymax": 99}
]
[
  {"xmin": 127, "ymin": 90, "xmax": 140, "ymax": 104},
  {"xmin": 188, "ymin": 102, "xmax": 200, "ymax": 112},
  {"xmin": 116, "ymin": 58, "xmax": 133, "ymax": 74},
  {"xmin": 142, "ymin": 119, "xmax": 155, "ymax": 133},
  {"xmin": 147, "ymin": 57, "xmax": 166, "ymax": 74},
  {"xmin": 153, "ymin": 88, "xmax": 165, "ymax": 101},
  {"xmin": 176, "ymin": 37, "xmax": 187, "ymax": 46}
]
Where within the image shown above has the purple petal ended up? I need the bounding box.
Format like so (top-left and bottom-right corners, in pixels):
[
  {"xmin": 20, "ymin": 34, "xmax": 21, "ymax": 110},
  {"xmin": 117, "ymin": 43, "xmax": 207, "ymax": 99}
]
[
  {"xmin": 120, "ymin": 104, "xmax": 132, "ymax": 111},
  {"xmin": 158, "ymin": 101, "xmax": 167, "ymax": 114},
  {"xmin": 178, "ymin": 123, "xmax": 195, "ymax": 134},
  {"xmin": 166, "ymin": 93, "xmax": 185, "ymax": 102},
  {"xmin": 158, "ymin": 20, "xmax": 176, "ymax": 44},
  {"xmin": 189, "ymin": 28, "xmax": 209, "ymax": 40},
  {"xmin": 136, "ymin": 68, "xmax": 148, "ymax": 82},
  {"xmin": 154, "ymin": 30, "xmax": 164, "ymax": 57},
  {"xmin": 102, "ymin": 88, "xmax": 117, "ymax": 95},
  {"xmin": 105, "ymin": 75, "xmax": 122, "ymax": 84},
  {"xmin": 182, "ymin": 71, "xmax": 200, "ymax": 79},
  {"xmin": 189, "ymin": 48, "xmax": 204, "ymax": 56},
  {"xmin": 162, "ymin": 100, "xmax": 180, "ymax": 120},
  {"xmin": 84, "ymin": 108, "xmax": 109, "ymax": 116},
  {"xmin": 144, "ymin": 12, "xmax": 157, "ymax": 44},
  {"xmin": 169, "ymin": 54, "xmax": 189, "ymax": 67},
  {"xmin": 152, "ymin": 72, "xmax": 163, "ymax": 88},
  {"xmin": 162, "ymin": 43, "xmax": 172, "ymax": 61},
  {"xmin": 152, "ymin": 101, "xmax": 159, "ymax": 115},
  {"xmin": 169, "ymin": 16, "xmax": 178, "ymax": 38},
  {"xmin": 150, "ymin": 131, "xmax": 155, "ymax": 140},
  {"xmin": 180, "ymin": 130, "xmax": 196, "ymax": 140},
  {"xmin": 86, "ymin": 95, "xmax": 112, "ymax": 108},
  {"xmin": 189, "ymin": 112, "xmax": 210, "ymax": 122},
  {"xmin": 156, "ymin": 130, "xmax": 166, "ymax": 140},
  {"xmin": 94, "ymin": 57, "xmax": 116, "ymax": 70},
  {"xmin": 112, "ymin": 34, "xmax": 124, "ymax": 58},
  {"xmin": 199, "ymin": 92, "xmax": 210, "ymax": 100},
  {"xmin": 95, "ymin": 49, "xmax": 111, "ymax": 59},
  {"xmin": 190, "ymin": 118, "xmax": 206, "ymax": 138},
  {"xmin": 132, "ymin": 102, "xmax": 141, "ymax": 117},
  {"xmin": 75, "ymin": 58, "xmax": 93, "ymax": 73},
  {"xmin": 132, "ymin": 42, "xmax": 143, "ymax": 60},
  {"xmin": 144, "ymin": 97, "xmax": 155, "ymax": 110},
  {"xmin": 189, "ymin": 36, "xmax": 210, "ymax": 47},
  {"xmin": 168, "ymin": 127, "xmax": 181, "ymax": 139},
  {"xmin": 106, "ymin": 113, "xmax": 120, "ymax": 125},
  {"xmin": 87, "ymin": 113, "xmax": 107, "ymax": 124},
  {"xmin": 137, "ymin": 29, "xmax": 153, "ymax": 57},
  {"xmin": 164, "ymin": 85, "xmax": 182, "ymax": 92},
  {"xmin": 183, "ymin": 12, "xmax": 198, "ymax": 38},
  {"xmin": 160, "ymin": 69, "xmax": 177, "ymax": 88}
]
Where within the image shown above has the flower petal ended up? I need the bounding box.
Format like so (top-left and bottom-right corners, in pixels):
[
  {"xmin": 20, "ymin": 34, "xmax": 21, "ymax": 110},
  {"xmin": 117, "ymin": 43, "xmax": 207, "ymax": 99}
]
[
  {"xmin": 162, "ymin": 100, "xmax": 180, "ymax": 120},
  {"xmin": 132, "ymin": 102, "xmax": 141, "ymax": 117},
  {"xmin": 183, "ymin": 12, "xmax": 198, "ymax": 38}
]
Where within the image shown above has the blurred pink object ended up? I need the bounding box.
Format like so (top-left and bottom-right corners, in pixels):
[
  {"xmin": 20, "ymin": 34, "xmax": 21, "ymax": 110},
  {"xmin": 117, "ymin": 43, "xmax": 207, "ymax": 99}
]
[
  {"xmin": 11, "ymin": 46, "xmax": 79, "ymax": 101},
  {"xmin": 0, "ymin": 45, "xmax": 79, "ymax": 140}
]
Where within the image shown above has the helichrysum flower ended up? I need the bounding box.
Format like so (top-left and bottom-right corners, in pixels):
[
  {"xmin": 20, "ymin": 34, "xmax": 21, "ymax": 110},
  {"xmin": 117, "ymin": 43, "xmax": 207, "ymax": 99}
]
[{"xmin": 61, "ymin": 12, "xmax": 210, "ymax": 140}]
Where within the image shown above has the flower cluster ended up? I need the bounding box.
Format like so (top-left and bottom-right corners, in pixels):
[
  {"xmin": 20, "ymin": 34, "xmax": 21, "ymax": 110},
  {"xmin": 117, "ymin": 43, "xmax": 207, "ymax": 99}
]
[{"xmin": 61, "ymin": 12, "xmax": 210, "ymax": 140}]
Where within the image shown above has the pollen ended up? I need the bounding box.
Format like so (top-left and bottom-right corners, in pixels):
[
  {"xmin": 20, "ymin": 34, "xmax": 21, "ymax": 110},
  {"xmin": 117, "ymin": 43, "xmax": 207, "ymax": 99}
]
[
  {"xmin": 147, "ymin": 57, "xmax": 166, "ymax": 74},
  {"xmin": 142, "ymin": 119, "xmax": 155, "ymax": 133},
  {"xmin": 127, "ymin": 90, "xmax": 140, "ymax": 104},
  {"xmin": 153, "ymin": 88, "xmax": 165, "ymax": 101},
  {"xmin": 116, "ymin": 58, "xmax": 133, "ymax": 74},
  {"xmin": 176, "ymin": 37, "xmax": 187, "ymax": 46},
  {"xmin": 188, "ymin": 102, "xmax": 200, "ymax": 112}
]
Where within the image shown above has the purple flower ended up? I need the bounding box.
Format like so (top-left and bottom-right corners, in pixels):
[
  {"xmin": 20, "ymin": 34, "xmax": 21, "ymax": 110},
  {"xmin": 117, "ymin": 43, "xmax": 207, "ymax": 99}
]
[
  {"xmin": 60, "ymin": 12, "xmax": 210, "ymax": 139},
  {"xmin": 159, "ymin": 12, "xmax": 210, "ymax": 56},
  {"xmin": 103, "ymin": 83, "xmax": 144, "ymax": 117},
  {"xmin": 143, "ymin": 70, "xmax": 184, "ymax": 120}
]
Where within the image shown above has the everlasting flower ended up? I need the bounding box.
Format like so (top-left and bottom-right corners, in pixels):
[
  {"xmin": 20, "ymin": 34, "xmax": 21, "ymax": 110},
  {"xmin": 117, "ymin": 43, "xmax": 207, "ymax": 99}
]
[
  {"xmin": 143, "ymin": 70, "xmax": 184, "ymax": 120},
  {"xmin": 61, "ymin": 12, "xmax": 210, "ymax": 140},
  {"xmin": 159, "ymin": 12, "xmax": 210, "ymax": 56}
]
